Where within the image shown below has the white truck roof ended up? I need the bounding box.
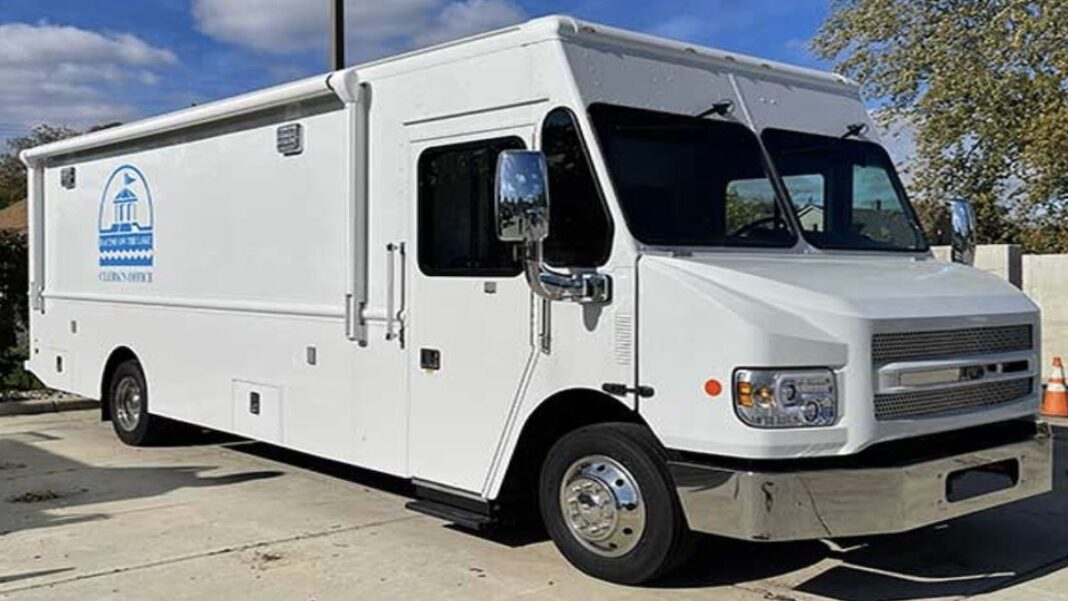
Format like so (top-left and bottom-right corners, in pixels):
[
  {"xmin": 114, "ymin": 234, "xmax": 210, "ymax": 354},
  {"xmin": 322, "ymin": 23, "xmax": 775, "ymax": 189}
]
[{"xmin": 21, "ymin": 15, "xmax": 856, "ymax": 165}]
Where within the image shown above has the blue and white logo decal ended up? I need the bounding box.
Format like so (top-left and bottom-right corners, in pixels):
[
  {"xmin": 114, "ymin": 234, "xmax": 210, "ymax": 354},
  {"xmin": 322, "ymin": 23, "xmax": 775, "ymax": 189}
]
[
  {"xmin": 98, "ymin": 165, "xmax": 154, "ymax": 268},
  {"xmin": 97, "ymin": 165, "xmax": 154, "ymax": 284}
]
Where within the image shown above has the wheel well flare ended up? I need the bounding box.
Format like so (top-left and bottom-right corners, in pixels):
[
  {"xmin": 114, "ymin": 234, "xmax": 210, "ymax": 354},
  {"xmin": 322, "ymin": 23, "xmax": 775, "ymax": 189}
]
[{"xmin": 496, "ymin": 388, "xmax": 646, "ymax": 513}]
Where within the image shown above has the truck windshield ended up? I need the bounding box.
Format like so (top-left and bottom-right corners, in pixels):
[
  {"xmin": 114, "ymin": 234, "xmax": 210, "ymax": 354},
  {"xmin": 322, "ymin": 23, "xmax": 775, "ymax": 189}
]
[
  {"xmin": 589, "ymin": 103, "xmax": 795, "ymax": 248},
  {"xmin": 761, "ymin": 128, "xmax": 928, "ymax": 252}
]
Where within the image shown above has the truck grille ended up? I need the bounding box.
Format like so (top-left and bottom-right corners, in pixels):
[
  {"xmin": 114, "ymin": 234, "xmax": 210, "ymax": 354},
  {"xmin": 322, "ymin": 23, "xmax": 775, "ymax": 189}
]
[
  {"xmin": 874, "ymin": 377, "xmax": 1034, "ymax": 420},
  {"xmin": 872, "ymin": 325, "xmax": 1033, "ymax": 364}
]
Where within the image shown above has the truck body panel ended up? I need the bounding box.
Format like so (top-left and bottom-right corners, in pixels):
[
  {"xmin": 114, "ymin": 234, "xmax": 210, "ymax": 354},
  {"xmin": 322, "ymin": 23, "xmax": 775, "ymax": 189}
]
[{"xmin": 21, "ymin": 16, "xmax": 1049, "ymax": 546}]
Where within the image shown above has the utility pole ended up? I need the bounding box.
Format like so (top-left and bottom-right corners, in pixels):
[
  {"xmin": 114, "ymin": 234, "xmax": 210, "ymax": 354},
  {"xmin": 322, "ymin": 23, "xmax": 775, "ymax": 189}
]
[{"xmin": 330, "ymin": 0, "xmax": 345, "ymax": 70}]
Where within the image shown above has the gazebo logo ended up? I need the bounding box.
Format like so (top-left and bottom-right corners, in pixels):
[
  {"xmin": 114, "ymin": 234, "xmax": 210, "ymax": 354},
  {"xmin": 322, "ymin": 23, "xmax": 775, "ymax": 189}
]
[{"xmin": 98, "ymin": 165, "xmax": 154, "ymax": 268}]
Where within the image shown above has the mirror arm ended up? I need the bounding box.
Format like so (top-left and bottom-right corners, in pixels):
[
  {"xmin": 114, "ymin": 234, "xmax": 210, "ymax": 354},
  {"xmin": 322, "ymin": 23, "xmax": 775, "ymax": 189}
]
[
  {"xmin": 522, "ymin": 241, "xmax": 611, "ymax": 304},
  {"xmin": 493, "ymin": 150, "xmax": 609, "ymax": 303}
]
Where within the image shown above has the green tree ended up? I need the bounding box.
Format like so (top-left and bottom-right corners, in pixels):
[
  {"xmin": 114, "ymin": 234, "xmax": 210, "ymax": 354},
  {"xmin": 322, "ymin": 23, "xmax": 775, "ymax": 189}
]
[
  {"xmin": 0, "ymin": 231, "xmax": 30, "ymax": 392},
  {"xmin": 813, "ymin": 0, "xmax": 1068, "ymax": 252},
  {"xmin": 0, "ymin": 124, "xmax": 79, "ymax": 209}
]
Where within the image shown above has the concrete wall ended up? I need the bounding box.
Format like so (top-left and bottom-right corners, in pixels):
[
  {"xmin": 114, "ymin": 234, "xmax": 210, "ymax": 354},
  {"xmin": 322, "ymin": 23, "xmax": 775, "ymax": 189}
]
[
  {"xmin": 931, "ymin": 244, "xmax": 1023, "ymax": 288},
  {"xmin": 933, "ymin": 245, "xmax": 1066, "ymax": 375},
  {"xmin": 1023, "ymin": 254, "xmax": 1068, "ymax": 374}
]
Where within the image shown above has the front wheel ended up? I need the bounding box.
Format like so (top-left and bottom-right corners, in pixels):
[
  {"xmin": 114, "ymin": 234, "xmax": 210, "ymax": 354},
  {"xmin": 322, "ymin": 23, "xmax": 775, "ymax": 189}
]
[{"xmin": 539, "ymin": 423, "xmax": 692, "ymax": 584}]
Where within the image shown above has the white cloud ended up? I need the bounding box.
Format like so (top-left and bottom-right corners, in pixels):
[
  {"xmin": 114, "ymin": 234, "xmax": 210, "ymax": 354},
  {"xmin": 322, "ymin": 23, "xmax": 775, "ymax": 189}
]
[
  {"xmin": 0, "ymin": 22, "xmax": 176, "ymax": 66},
  {"xmin": 191, "ymin": 0, "xmax": 525, "ymax": 61},
  {"xmin": 647, "ymin": 15, "xmax": 706, "ymax": 42},
  {"xmin": 0, "ymin": 22, "xmax": 177, "ymax": 134},
  {"xmin": 412, "ymin": 0, "xmax": 526, "ymax": 47}
]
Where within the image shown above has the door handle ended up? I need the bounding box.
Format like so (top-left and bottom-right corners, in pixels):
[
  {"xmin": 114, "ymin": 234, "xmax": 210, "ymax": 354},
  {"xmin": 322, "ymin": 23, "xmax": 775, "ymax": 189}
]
[{"xmin": 385, "ymin": 242, "xmax": 406, "ymax": 345}]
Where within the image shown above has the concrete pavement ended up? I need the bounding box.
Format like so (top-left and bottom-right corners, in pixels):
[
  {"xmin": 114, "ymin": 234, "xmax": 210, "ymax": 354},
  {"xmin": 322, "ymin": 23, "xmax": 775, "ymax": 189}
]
[{"xmin": 1, "ymin": 409, "xmax": 1066, "ymax": 600}]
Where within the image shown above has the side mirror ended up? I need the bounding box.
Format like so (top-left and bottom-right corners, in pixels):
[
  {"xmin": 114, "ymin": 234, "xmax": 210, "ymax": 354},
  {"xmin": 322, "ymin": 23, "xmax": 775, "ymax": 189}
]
[
  {"xmin": 949, "ymin": 198, "xmax": 976, "ymax": 266},
  {"xmin": 493, "ymin": 148, "xmax": 610, "ymax": 305},
  {"xmin": 495, "ymin": 150, "xmax": 550, "ymax": 243}
]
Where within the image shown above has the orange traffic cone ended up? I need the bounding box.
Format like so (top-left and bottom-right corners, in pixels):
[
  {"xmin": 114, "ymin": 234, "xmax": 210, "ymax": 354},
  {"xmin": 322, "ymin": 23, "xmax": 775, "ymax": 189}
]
[{"xmin": 1041, "ymin": 357, "xmax": 1068, "ymax": 418}]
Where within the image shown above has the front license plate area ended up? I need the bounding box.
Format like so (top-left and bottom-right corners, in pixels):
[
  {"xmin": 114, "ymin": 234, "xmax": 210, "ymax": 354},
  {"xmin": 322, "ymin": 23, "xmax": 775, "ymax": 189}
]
[{"xmin": 946, "ymin": 458, "xmax": 1019, "ymax": 503}]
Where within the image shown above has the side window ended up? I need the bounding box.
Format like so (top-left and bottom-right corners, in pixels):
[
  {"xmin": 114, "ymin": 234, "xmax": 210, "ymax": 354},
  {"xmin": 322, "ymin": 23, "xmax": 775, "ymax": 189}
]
[
  {"xmin": 418, "ymin": 137, "xmax": 524, "ymax": 277},
  {"xmin": 541, "ymin": 108, "xmax": 613, "ymax": 267}
]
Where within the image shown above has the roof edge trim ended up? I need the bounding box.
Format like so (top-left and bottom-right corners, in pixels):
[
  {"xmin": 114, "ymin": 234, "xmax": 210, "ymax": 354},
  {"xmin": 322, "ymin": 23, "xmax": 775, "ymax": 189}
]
[{"xmin": 21, "ymin": 75, "xmax": 336, "ymax": 165}]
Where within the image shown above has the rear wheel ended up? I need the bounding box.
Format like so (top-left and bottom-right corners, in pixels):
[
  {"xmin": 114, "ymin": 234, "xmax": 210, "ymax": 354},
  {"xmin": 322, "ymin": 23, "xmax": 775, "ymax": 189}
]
[
  {"xmin": 107, "ymin": 358, "xmax": 167, "ymax": 446},
  {"xmin": 539, "ymin": 423, "xmax": 692, "ymax": 584}
]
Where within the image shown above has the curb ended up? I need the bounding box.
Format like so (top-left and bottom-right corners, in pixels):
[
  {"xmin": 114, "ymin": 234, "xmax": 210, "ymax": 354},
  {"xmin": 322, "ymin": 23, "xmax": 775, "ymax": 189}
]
[
  {"xmin": 1045, "ymin": 416, "xmax": 1068, "ymax": 429},
  {"xmin": 0, "ymin": 397, "xmax": 97, "ymax": 417}
]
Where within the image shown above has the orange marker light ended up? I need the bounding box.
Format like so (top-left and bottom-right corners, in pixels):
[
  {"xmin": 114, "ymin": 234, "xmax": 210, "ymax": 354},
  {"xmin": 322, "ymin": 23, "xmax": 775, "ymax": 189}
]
[
  {"xmin": 736, "ymin": 381, "xmax": 753, "ymax": 407},
  {"xmin": 704, "ymin": 379, "xmax": 723, "ymax": 397}
]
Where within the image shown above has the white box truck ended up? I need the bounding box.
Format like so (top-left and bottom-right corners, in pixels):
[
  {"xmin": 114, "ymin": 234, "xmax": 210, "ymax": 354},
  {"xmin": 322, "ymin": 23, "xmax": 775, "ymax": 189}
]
[{"xmin": 21, "ymin": 16, "xmax": 1052, "ymax": 584}]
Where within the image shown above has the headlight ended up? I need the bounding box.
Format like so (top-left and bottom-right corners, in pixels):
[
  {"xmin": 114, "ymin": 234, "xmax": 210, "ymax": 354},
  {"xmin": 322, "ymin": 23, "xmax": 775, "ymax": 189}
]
[{"xmin": 734, "ymin": 368, "xmax": 838, "ymax": 428}]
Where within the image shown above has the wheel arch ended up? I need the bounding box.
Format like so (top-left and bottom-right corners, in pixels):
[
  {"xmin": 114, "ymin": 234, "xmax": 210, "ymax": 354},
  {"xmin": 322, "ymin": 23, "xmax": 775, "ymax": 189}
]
[
  {"xmin": 493, "ymin": 387, "xmax": 649, "ymax": 516},
  {"xmin": 99, "ymin": 346, "xmax": 141, "ymax": 422}
]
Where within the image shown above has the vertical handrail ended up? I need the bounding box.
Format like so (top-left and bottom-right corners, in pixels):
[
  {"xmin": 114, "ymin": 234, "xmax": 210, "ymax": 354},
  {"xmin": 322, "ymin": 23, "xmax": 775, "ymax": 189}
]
[
  {"xmin": 396, "ymin": 242, "xmax": 407, "ymax": 347},
  {"xmin": 384, "ymin": 241, "xmax": 407, "ymax": 345},
  {"xmin": 385, "ymin": 243, "xmax": 397, "ymax": 341}
]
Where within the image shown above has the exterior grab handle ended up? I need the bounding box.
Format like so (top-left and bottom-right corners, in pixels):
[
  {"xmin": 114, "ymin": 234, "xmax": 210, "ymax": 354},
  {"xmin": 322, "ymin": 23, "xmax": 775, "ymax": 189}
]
[{"xmin": 385, "ymin": 242, "xmax": 406, "ymax": 344}]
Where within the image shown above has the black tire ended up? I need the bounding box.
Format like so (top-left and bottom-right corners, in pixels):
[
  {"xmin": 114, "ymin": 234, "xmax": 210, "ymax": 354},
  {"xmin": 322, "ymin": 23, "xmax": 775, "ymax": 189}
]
[
  {"xmin": 106, "ymin": 358, "xmax": 168, "ymax": 446},
  {"xmin": 539, "ymin": 422, "xmax": 693, "ymax": 584}
]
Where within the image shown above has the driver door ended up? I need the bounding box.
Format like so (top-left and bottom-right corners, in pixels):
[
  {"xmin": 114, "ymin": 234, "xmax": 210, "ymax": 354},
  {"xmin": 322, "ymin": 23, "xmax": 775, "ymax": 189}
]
[{"xmin": 406, "ymin": 127, "xmax": 536, "ymax": 494}]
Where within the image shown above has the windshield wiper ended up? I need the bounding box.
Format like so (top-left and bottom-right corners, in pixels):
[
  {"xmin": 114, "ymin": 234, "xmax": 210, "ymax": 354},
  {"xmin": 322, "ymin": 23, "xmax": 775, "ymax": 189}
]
[
  {"xmin": 842, "ymin": 122, "xmax": 869, "ymax": 139},
  {"xmin": 696, "ymin": 100, "xmax": 734, "ymax": 119}
]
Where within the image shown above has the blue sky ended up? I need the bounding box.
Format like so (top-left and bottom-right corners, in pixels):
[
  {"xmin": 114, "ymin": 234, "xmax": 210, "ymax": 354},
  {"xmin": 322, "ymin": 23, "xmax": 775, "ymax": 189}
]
[{"xmin": 0, "ymin": 0, "xmax": 832, "ymax": 141}]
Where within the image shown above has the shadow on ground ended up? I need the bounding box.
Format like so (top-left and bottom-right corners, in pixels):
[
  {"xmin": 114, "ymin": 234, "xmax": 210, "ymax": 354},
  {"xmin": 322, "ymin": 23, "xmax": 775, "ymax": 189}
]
[
  {"xmin": 0, "ymin": 437, "xmax": 283, "ymax": 537},
  {"xmin": 221, "ymin": 439, "xmax": 415, "ymax": 498},
  {"xmin": 5, "ymin": 418, "xmax": 1063, "ymax": 601},
  {"xmin": 219, "ymin": 423, "xmax": 1068, "ymax": 600},
  {"xmin": 216, "ymin": 423, "xmax": 1068, "ymax": 599},
  {"xmin": 223, "ymin": 439, "xmax": 558, "ymax": 548}
]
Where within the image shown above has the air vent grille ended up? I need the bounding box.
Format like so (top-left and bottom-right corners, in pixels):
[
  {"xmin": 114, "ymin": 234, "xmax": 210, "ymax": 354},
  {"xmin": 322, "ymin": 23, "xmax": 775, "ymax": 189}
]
[
  {"xmin": 873, "ymin": 325, "xmax": 1032, "ymax": 364},
  {"xmin": 874, "ymin": 377, "xmax": 1033, "ymax": 420}
]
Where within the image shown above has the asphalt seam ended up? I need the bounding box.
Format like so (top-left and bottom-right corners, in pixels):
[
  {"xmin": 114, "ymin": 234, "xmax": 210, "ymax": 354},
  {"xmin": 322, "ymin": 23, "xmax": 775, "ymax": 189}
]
[
  {"xmin": 733, "ymin": 580, "xmax": 817, "ymax": 601},
  {"xmin": 0, "ymin": 514, "xmax": 420, "ymax": 595},
  {"xmin": 965, "ymin": 552, "xmax": 1068, "ymax": 598}
]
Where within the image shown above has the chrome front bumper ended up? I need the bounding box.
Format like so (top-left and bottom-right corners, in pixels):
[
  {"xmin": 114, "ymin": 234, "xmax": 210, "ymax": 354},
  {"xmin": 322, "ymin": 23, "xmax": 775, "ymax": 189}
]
[{"xmin": 668, "ymin": 423, "xmax": 1054, "ymax": 541}]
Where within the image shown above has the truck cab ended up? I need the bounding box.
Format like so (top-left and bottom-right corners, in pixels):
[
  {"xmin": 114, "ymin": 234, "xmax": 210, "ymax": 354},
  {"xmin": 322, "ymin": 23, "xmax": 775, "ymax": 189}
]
[{"xmin": 485, "ymin": 18, "xmax": 1051, "ymax": 582}]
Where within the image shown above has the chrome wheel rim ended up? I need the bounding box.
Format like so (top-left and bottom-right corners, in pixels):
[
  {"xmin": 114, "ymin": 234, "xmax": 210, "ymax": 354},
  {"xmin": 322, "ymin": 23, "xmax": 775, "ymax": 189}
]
[
  {"xmin": 558, "ymin": 454, "xmax": 645, "ymax": 558},
  {"xmin": 114, "ymin": 376, "xmax": 143, "ymax": 432}
]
